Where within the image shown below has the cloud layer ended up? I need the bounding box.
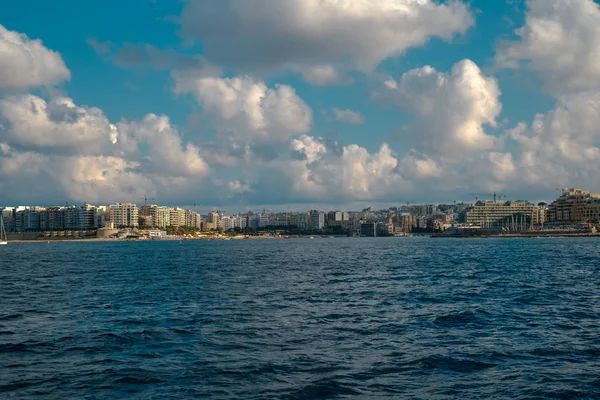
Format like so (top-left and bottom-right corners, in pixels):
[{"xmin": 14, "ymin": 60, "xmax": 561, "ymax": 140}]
[
  {"xmin": 4, "ymin": 0, "xmax": 600, "ymax": 208},
  {"xmin": 0, "ymin": 25, "xmax": 70, "ymax": 91},
  {"xmin": 179, "ymin": 0, "xmax": 473, "ymax": 84}
]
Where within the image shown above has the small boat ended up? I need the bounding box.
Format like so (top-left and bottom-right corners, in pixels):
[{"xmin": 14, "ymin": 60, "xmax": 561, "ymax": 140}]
[{"xmin": 0, "ymin": 217, "xmax": 7, "ymax": 245}]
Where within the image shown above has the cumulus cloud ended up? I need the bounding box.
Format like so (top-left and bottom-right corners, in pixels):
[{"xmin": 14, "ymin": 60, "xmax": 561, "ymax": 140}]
[
  {"xmin": 0, "ymin": 95, "xmax": 118, "ymax": 154},
  {"xmin": 0, "ymin": 24, "xmax": 70, "ymax": 91},
  {"xmin": 174, "ymin": 74, "xmax": 312, "ymax": 141},
  {"xmin": 179, "ymin": 0, "xmax": 473, "ymax": 84},
  {"xmin": 280, "ymin": 134, "xmax": 407, "ymax": 202},
  {"xmin": 331, "ymin": 108, "xmax": 365, "ymax": 125},
  {"xmin": 0, "ymin": 95, "xmax": 210, "ymax": 204},
  {"xmin": 174, "ymin": 72, "xmax": 313, "ymax": 165},
  {"xmin": 116, "ymin": 114, "xmax": 208, "ymax": 178},
  {"xmin": 378, "ymin": 59, "xmax": 501, "ymax": 157},
  {"xmin": 496, "ymin": 0, "xmax": 600, "ymax": 98},
  {"xmin": 496, "ymin": 0, "xmax": 600, "ymax": 191}
]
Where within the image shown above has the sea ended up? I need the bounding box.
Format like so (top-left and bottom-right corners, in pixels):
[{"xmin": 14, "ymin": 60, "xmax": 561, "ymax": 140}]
[{"xmin": 1, "ymin": 237, "xmax": 600, "ymax": 399}]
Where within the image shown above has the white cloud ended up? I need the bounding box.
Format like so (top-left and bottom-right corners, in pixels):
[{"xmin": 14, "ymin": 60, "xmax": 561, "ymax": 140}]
[
  {"xmin": 179, "ymin": 0, "xmax": 473, "ymax": 84},
  {"xmin": 55, "ymin": 156, "xmax": 154, "ymax": 204},
  {"xmin": 227, "ymin": 180, "xmax": 251, "ymax": 193},
  {"xmin": 0, "ymin": 24, "xmax": 70, "ymax": 91},
  {"xmin": 397, "ymin": 153, "xmax": 442, "ymax": 179},
  {"xmin": 298, "ymin": 64, "xmax": 343, "ymax": 86},
  {"xmin": 0, "ymin": 95, "xmax": 117, "ymax": 154},
  {"xmin": 174, "ymin": 72, "xmax": 313, "ymax": 166},
  {"xmin": 495, "ymin": 0, "xmax": 600, "ymax": 191},
  {"xmin": 378, "ymin": 59, "xmax": 501, "ymax": 157},
  {"xmin": 0, "ymin": 94, "xmax": 210, "ymax": 204},
  {"xmin": 331, "ymin": 108, "xmax": 365, "ymax": 125},
  {"xmin": 116, "ymin": 114, "xmax": 208, "ymax": 178},
  {"xmin": 174, "ymin": 75, "xmax": 312, "ymax": 142},
  {"xmin": 496, "ymin": 0, "xmax": 600, "ymax": 98},
  {"xmin": 283, "ymin": 134, "xmax": 406, "ymax": 202}
]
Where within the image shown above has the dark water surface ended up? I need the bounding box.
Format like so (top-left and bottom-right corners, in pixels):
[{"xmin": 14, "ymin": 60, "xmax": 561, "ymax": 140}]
[{"xmin": 2, "ymin": 237, "xmax": 600, "ymax": 399}]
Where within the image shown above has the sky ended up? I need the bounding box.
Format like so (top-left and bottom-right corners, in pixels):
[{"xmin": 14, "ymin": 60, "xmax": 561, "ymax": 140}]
[{"xmin": 1, "ymin": 0, "xmax": 600, "ymax": 212}]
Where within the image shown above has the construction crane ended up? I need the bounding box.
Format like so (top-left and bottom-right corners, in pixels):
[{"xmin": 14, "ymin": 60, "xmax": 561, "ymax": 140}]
[
  {"xmin": 141, "ymin": 195, "xmax": 155, "ymax": 206},
  {"xmin": 470, "ymin": 191, "xmax": 507, "ymax": 202}
]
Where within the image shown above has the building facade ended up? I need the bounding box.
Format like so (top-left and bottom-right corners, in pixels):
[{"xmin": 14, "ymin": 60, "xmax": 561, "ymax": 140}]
[
  {"xmin": 309, "ymin": 210, "xmax": 325, "ymax": 230},
  {"xmin": 547, "ymin": 188, "xmax": 600, "ymax": 222},
  {"xmin": 466, "ymin": 201, "xmax": 544, "ymax": 230},
  {"xmin": 109, "ymin": 203, "xmax": 139, "ymax": 228}
]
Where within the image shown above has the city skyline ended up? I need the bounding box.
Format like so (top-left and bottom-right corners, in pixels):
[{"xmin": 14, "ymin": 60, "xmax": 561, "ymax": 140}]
[
  {"xmin": 2, "ymin": 1, "xmax": 600, "ymax": 208},
  {"xmin": 3, "ymin": 188, "xmax": 598, "ymax": 238}
]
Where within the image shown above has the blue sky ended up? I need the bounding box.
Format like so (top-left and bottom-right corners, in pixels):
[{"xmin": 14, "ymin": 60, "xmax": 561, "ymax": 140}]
[{"xmin": 1, "ymin": 0, "xmax": 600, "ymax": 211}]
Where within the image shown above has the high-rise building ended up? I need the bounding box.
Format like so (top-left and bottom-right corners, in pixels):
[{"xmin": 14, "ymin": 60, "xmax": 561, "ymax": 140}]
[
  {"xmin": 109, "ymin": 203, "xmax": 139, "ymax": 228},
  {"xmin": 155, "ymin": 206, "xmax": 170, "ymax": 228},
  {"xmin": 169, "ymin": 207, "xmax": 186, "ymax": 227},
  {"xmin": 232, "ymin": 215, "xmax": 247, "ymax": 229},
  {"xmin": 14, "ymin": 207, "xmax": 43, "ymax": 232},
  {"xmin": 78, "ymin": 204, "xmax": 97, "ymax": 229},
  {"xmin": 185, "ymin": 210, "xmax": 201, "ymax": 229},
  {"xmin": 1, "ymin": 207, "xmax": 14, "ymax": 233},
  {"xmin": 309, "ymin": 210, "xmax": 324, "ymax": 230},
  {"xmin": 547, "ymin": 188, "xmax": 600, "ymax": 222},
  {"xmin": 360, "ymin": 222, "xmax": 377, "ymax": 237},
  {"xmin": 401, "ymin": 215, "xmax": 417, "ymax": 233},
  {"xmin": 295, "ymin": 213, "xmax": 309, "ymax": 230},
  {"xmin": 466, "ymin": 201, "xmax": 544, "ymax": 230}
]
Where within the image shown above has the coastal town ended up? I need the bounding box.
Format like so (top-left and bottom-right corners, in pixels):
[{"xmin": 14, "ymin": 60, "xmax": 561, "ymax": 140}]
[{"xmin": 1, "ymin": 188, "xmax": 600, "ymax": 241}]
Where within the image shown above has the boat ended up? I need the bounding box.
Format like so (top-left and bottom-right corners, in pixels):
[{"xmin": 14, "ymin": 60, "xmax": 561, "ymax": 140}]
[{"xmin": 0, "ymin": 217, "xmax": 7, "ymax": 245}]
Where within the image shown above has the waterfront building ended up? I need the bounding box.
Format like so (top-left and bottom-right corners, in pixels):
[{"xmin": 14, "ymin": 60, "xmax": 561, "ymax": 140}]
[
  {"xmin": 63, "ymin": 206, "xmax": 79, "ymax": 229},
  {"xmin": 109, "ymin": 203, "xmax": 139, "ymax": 228},
  {"xmin": 360, "ymin": 222, "xmax": 377, "ymax": 237},
  {"xmin": 547, "ymin": 188, "xmax": 600, "ymax": 222},
  {"xmin": 309, "ymin": 210, "xmax": 325, "ymax": 230},
  {"xmin": 411, "ymin": 204, "xmax": 435, "ymax": 216},
  {"xmin": 466, "ymin": 201, "xmax": 544, "ymax": 230},
  {"xmin": 401, "ymin": 215, "xmax": 417, "ymax": 233},
  {"xmin": 271, "ymin": 216, "xmax": 289, "ymax": 227},
  {"xmin": 14, "ymin": 206, "xmax": 43, "ymax": 232},
  {"xmin": 221, "ymin": 215, "xmax": 234, "ymax": 231},
  {"xmin": 1, "ymin": 207, "xmax": 14, "ymax": 233},
  {"xmin": 207, "ymin": 211, "xmax": 223, "ymax": 230},
  {"xmin": 295, "ymin": 213, "xmax": 310, "ymax": 230},
  {"xmin": 44, "ymin": 207, "xmax": 65, "ymax": 230},
  {"xmin": 416, "ymin": 216, "xmax": 428, "ymax": 229},
  {"xmin": 326, "ymin": 211, "xmax": 349, "ymax": 227},
  {"xmin": 248, "ymin": 214, "xmax": 260, "ymax": 230},
  {"xmin": 78, "ymin": 204, "xmax": 98, "ymax": 229},
  {"xmin": 96, "ymin": 206, "xmax": 109, "ymax": 228},
  {"xmin": 185, "ymin": 210, "xmax": 201, "ymax": 229},
  {"xmin": 155, "ymin": 206, "xmax": 170, "ymax": 228},
  {"xmin": 232, "ymin": 215, "xmax": 247, "ymax": 230},
  {"xmin": 169, "ymin": 207, "xmax": 186, "ymax": 227}
]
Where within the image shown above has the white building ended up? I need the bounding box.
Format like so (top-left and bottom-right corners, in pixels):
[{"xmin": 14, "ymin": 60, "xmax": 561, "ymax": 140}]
[
  {"xmin": 221, "ymin": 215, "xmax": 234, "ymax": 231},
  {"xmin": 109, "ymin": 203, "xmax": 139, "ymax": 228},
  {"xmin": 185, "ymin": 210, "xmax": 201, "ymax": 229},
  {"xmin": 309, "ymin": 210, "xmax": 325, "ymax": 230},
  {"xmin": 169, "ymin": 207, "xmax": 186, "ymax": 227},
  {"xmin": 296, "ymin": 213, "xmax": 310, "ymax": 230},
  {"xmin": 232, "ymin": 215, "xmax": 247, "ymax": 229},
  {"xmin": 155, "ymin": 206, "xmax": 170, "ymax": 228}
]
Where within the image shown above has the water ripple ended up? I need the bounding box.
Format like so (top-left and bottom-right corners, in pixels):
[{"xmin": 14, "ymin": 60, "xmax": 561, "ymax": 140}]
[{"xmin": 1, "ymin": 238, "xmax": 600, "ymax": 398}]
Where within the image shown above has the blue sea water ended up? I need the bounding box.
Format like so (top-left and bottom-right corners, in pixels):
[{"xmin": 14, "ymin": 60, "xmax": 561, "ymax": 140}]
[{"xmin": 1, "ymin": 237, "xmax": 600, "ymax": 399}]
